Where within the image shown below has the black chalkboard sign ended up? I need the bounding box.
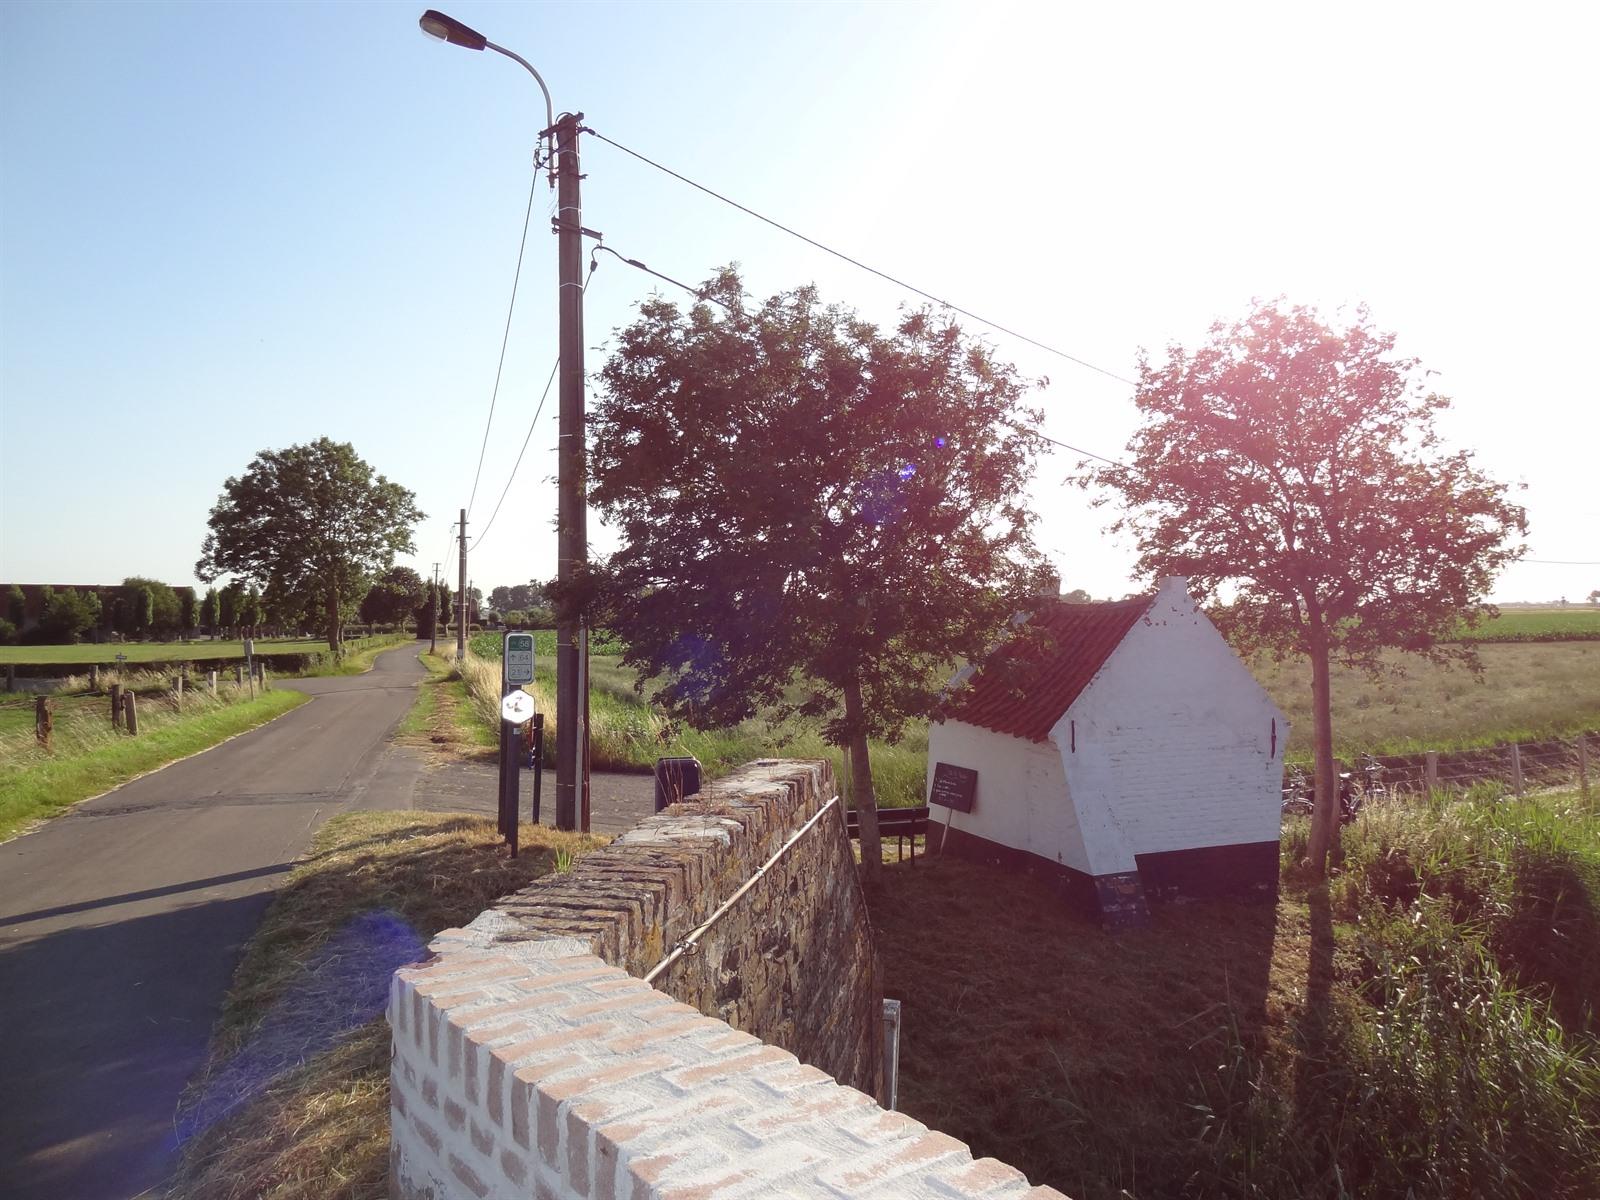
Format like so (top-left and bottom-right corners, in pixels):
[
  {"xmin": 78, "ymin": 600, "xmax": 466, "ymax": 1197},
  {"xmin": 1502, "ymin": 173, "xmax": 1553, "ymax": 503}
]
[{"xmin": 929, "ymin": 762, "xmax": 978, "ymax": 812}]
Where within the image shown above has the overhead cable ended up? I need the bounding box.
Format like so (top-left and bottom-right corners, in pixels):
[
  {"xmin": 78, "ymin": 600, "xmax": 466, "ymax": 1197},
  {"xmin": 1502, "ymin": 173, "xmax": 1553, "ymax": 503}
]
[{"xmin": 582, "ymin": 126, "xmax": 1137, "ymax": 386}]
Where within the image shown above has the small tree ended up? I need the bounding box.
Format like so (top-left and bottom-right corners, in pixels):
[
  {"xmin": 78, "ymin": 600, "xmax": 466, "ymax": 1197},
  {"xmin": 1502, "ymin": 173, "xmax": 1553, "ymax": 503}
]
[
  {"xmin": 218, "ymin": 583, "xmax": 240, "ymax": 639},
  {"xmin": 5, "ymin": 584, "xmax": 25, "ymax": 629},
  {"xmin": 200, "ymin": 587, "xmax": 219, "ymax": 636},
  {"xmin": 197, "ymin": 438, "xmax": 422, "ymax": 652},
  {"xmin": 129, "ymin": 587, "xmax": 154, "ymax": 638},
  {"xmin": 177, "ymin": 587, "xmax": 197, "ymax": 639},
  {"xmin": 1083, "ymin": 299, "xmax": 1525, "ymax": 876},
  {"xmin": 591, "ymin": 272, "xmax": 1045, "ymax": 880},
  {"xmin": 504, "ymin": 608, "xmax": 527, "ymax": 628}
]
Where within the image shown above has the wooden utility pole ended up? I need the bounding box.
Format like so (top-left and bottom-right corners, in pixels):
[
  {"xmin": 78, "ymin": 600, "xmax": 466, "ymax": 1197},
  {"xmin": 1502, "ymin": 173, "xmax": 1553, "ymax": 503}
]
[
  {"xmin": 554, "ymin": 110, "xmax": 586, "ymax": 833},
  {"xmin": 123, "ymin": 691, "xmax": 138, "ymax": 735},
  {"xmin": 1424, "ymin": 750, "xmax": 1439, "ymax": 795},
  {"xmin": 110, "ymin": 683, "xmax": 123, "ymax": 730},
  {"xmin": 457, "ymin": 509, "xmax": 468, "ymax": 661},
  {"xmin": 430, "ymin": 563, "xmax": 441, "ymax": 655}
]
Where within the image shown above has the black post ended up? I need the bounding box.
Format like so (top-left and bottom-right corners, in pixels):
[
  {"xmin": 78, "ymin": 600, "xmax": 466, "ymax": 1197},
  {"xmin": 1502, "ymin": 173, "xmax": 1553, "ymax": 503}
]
[
  {"xmin": 554, "ymin": 112, "xmax": 586, "ymax": 832},
  {"xmin": 531, "ymin": 713, "xmax": 545, "ymax": 826}
]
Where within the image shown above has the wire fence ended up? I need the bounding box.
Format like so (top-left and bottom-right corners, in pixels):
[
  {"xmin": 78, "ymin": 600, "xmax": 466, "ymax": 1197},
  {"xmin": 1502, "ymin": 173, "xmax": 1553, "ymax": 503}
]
[{"xmin": 1287, "ymin": 731, "xmax": 1598, "ymax": 804}]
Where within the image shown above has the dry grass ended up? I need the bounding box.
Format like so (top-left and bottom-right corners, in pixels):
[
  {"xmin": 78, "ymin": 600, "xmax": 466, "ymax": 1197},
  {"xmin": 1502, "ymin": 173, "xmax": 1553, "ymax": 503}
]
[
  {"xmin": 165, "ymin": 811, "xmax": 605, "ymax": 1200},
  {"xmin": 871, "ymin": 858, "xmax": 1316, "ymax": 1199},
  {"xmin": 1254, "ymin": 641, "xmax": 1600, "ymax": 756}
]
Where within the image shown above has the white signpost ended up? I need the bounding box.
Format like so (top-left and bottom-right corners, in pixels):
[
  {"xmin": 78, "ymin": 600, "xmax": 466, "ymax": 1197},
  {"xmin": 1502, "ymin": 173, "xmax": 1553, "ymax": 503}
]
[{"xmin": 500, "ymin": 690, "xmax": 535, "ymax": 726}]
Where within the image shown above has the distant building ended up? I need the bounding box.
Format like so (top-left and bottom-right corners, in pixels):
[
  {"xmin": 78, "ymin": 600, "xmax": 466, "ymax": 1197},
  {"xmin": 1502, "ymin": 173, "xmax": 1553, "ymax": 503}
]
[{"xmin": 927, "ymin": 577, "xmax": 1288, "ymax": 926}]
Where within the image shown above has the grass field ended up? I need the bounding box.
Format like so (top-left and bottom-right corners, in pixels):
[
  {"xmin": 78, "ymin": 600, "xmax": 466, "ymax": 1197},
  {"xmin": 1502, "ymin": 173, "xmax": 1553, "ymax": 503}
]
[
  {"xmin": 0, "ymin": 638, "xmax": 333, "ymax": 665},
  {"xmin": 1256, "ymin": 641, "xmax": 1600, "ymax": 757},
  {"xmin": 875, "ymin": 790, "xmax": 1600, "ymax": 1199},
  {"xmin": 1461, "ymin": 607, "xmax": 1600, "ymax": 641},
  {"xmin": 165, "ymin": 811, "xmax": 605, "ymax": 1200}
]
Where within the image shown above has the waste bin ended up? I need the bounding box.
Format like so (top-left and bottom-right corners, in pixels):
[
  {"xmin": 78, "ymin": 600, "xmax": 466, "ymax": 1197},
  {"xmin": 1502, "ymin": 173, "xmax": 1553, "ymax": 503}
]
[{"xmin": 654, "ymin": 756, "xmax": 702, "ymax": 812}]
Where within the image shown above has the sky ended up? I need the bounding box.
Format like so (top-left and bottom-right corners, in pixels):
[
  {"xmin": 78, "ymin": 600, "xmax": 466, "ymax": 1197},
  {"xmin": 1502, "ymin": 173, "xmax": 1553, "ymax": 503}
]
[{"xmin": 2, "ymin": 0, "xmax": 1596, "ymax": 606}]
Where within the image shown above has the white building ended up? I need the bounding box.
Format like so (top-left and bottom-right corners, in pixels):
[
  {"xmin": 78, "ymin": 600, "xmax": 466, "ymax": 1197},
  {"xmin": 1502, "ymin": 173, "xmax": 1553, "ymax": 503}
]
[{"xmin": 926, "ymin": 577, "xmax": 1288, "ymax": 925}]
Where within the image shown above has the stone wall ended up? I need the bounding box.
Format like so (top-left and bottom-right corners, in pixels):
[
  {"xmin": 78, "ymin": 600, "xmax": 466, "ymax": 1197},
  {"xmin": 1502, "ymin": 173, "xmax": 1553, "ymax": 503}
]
[{"xmin": 389, "ymin": 759, "xmax": 1068, "ymax": 1199}]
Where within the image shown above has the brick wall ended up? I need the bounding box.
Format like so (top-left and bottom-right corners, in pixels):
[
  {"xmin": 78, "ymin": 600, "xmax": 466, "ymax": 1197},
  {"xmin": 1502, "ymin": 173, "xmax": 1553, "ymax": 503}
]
[{"xmin": 390, "ymin": 760, "xmax": 1069, "ymax": 1199}]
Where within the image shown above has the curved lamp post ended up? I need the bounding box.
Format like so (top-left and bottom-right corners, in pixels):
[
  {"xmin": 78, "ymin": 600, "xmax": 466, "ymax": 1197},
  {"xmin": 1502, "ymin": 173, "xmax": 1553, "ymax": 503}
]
[{"xmin": 419, "ymin": 9, "xmax": 587, "ymax": 834}]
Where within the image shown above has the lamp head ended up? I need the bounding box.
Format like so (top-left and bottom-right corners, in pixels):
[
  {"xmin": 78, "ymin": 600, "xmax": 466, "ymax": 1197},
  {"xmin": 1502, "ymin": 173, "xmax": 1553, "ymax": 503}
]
[{"xmin": 418, "ymin": 10, "xmax": 488, "ymax": 50}]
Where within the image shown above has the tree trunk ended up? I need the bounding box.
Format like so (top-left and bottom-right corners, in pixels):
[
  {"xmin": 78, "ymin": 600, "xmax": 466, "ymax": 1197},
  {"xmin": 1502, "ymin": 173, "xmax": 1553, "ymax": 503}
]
[
  {"xmin": 325, "ymin": 582, "xmax": 341, "ymax": 653},
  {"xmin": 1305, "ymin": 621, "xmax": 1339, "ymax": 877},
  {"xmin": 841, "ymin": 676, "xmax": 882, "ymax": 884}
]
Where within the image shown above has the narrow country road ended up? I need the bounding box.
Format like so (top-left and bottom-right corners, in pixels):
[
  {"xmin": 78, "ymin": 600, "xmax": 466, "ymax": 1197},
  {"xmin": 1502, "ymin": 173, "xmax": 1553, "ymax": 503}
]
[{"xmin": 0, "ymin": 643, "xmax": 429, "ymax": 1200}]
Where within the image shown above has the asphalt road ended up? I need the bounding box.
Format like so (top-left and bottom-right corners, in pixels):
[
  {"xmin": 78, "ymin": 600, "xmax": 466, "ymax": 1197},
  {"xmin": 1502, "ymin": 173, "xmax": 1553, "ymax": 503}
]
[{"xmin": 0, "ymin": 643, "xmax": 429, "ymax": 1200}]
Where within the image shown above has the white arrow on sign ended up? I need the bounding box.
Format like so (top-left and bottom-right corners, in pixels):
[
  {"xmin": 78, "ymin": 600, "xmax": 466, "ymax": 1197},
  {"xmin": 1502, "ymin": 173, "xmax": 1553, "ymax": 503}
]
[{"xmin": 500, "ymin": 690, "xmax": 536, "ymax": 725}]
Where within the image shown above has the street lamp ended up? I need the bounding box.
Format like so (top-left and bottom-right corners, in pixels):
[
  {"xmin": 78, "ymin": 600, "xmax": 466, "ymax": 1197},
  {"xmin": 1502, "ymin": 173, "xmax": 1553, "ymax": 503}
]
[{"xmin": 419, "ymin": 10, "xmax": 587, "ymax": 834}]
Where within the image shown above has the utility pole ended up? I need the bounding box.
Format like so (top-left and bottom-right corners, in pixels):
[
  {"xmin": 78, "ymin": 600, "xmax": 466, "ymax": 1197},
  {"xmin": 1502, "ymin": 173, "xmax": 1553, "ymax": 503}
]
[
  {"xmin": 457, "ymin": 507, "xmax": 468, "ymax": 661},
  {"xmin": 554, "ymin": 111, "xmax": 586, "ymax": 833},
  {"xmin": 430, "ymin": 563, "xmax": 440, "ymax": 655}
]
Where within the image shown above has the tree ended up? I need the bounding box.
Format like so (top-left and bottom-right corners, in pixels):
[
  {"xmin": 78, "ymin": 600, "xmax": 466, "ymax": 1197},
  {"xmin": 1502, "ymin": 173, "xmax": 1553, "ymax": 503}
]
[
  {"xmin": 196, "ymin": 438, "xmax": 423, "ymax": 651},
  {"xmin": 122, "ymin": 577, "xmax": 180, "ymax": 639},
  {"xmin": 1062, "ymin": 588, "xmax": 1093, "ymax": 603},
  {"xmin": 361, "ymin": 566, "xmax": 427, "ymax": 628},
  {"xmin": 590, "ymin": 272, "xmax": 1045, "ymax": 881},
  {"xmin": 239, "ymin": 586, "xmax": 264, "ymax": 634},
  {"xmin": 504, "ymin": 609, "xmax": 527, "ymax": 628},
  {"xmin": 1589, "ymin": 589, "xmax": 1600, "ymax": 606},
  {"xmin": 489, "ymin": 582, "xmax": 546, "ymax": 614},
  {"xmin": 1082, "ymin": 299, "xmax": 1525, "ymax": 876},
  {"xmin": 177, "ymin": 587, "xmax": 197, "ymax": 638},
  {"xmin": 38, "ymin": 587, "xmax": 98, "ymax": 644},
  {"xmin": 6, "ymin": 585, "xmax": 24, "ymax": 629},
  {"xmin": 200, "ymin": 587, "xmax": 219, "ymax": 636},
  {"xmin": 218, "ymin": 583, "xmax": 240, "ymax": 638}
]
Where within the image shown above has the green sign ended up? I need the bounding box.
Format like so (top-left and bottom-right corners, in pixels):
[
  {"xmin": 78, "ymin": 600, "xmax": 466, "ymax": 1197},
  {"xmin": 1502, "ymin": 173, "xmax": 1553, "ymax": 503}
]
[{"xmin": 504, "ymin": 632, "xmax": 535, "ymax": 686}]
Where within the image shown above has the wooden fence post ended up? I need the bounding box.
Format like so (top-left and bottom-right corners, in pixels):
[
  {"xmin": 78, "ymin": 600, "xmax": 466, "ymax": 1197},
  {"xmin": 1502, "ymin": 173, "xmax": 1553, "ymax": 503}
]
[
  {"xmin": 1510, "ymin": 742, "xmax": 1524, "ymax": 798},
  {"xmin": 123, "ymin": 691, "xmax": 138, "ymax": 736},
  {"xmin": 90, "ymin": 665, "xmax": 100, "ymax": 691},
  {"xmin": 110, "ymin": 682, "xmax": 123, "ymax": 730},
  {"xmin": 174, "ymin": 673, "xmax": 184, "ymax": 711},
  {"xmin": 5, "ymin": 664, "xmax": 14, "ymax": 692},
  {"xmin": 1424, "ymin": 750, "xmax": 1439, "ymax": 795},
  {"xmin": 208, "ymin": 669, "xmax": 217, "ymax": 695},
  {"xmin": 235, "ymin": 664, "xmax": 244, "ymax": 687},
  {"xmin": 35, "ymin": 697, "xmax": 53, "ymax": 749},
  {"xmin": 259, "ymin": 663, "xmax": 269, "ymax": 691},
  {"xmin": 1579, "ymin": 736, "xmax": 1592, "ymax": 803}
]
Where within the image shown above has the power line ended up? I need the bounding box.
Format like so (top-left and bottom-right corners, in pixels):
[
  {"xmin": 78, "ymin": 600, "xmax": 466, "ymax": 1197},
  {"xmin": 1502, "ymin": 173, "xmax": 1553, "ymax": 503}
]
[
  {"xmin": 469, "ymin": 265, "xmax": 596, "ymax": 553},
  {"xmin": 466, "ymin": 165, "xmax": 541, "ymax": 521},
  {"xmin": 1520, "ymin": 558, "xmax": 1600, "ymax": 566},
  {"xmin": 582, "ymin": 126, "xmax": 1137, "ymax": 387}
]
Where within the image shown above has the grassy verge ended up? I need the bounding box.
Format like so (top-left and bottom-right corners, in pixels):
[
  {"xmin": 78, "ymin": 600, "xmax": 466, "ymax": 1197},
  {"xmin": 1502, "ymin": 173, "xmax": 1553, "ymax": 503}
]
[
  {"xmin": 0, "ymin": 688, "xmax": 307, "ymax": 840},
  {"xmin": 393, "ymin": 651, "xmax": 496, "ymax": 756},
  {"xmin": 874, "ymin": 792, "xmax": 1600, "ymax": 1199},
  {"xmin": 295, "ymin": 634, "xmax": 413, "ymax": 678},
  {"xmin": 166, "ymin": 811, "xmax": 605, "ymax": 1200}
]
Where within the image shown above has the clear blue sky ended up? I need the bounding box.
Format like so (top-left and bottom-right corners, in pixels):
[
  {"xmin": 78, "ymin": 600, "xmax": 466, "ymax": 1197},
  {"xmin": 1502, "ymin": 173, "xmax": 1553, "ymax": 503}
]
[{"xmin": 3, "ymin": 0, "xmax": 1596, "ymax": 603}]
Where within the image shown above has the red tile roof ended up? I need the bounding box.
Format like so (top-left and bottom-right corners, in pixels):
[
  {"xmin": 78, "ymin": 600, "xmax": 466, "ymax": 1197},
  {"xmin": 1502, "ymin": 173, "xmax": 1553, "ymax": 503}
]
[{"xmin": 945, "ymin": 594, "xmax": 1155, "ymax": 743}]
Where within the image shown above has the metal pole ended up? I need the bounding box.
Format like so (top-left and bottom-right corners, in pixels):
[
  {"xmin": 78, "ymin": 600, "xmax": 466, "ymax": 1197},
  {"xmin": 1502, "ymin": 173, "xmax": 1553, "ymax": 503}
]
[
  {"xmin": 457, "ymin": 508, "xmax": 468, "ymax": 661},
  {"xmin": 554, "ymin": 112, "xmax": 585, "ymax": 832},
  {"xmin": 429, "ymin": 563, "xmax": 439, "ymax": 655}
]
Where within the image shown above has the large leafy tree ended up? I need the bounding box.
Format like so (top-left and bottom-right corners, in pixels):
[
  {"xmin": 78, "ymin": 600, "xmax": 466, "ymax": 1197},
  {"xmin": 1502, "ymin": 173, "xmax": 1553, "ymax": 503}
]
[
  {"xmin": 1083, "ymin": 300, "xmax": 1525, "ymax": 876},
  {"xmin": 197, "ymin": 439, "xmax": 423, "ymax": 651},
  {"xmin": 591, "ymin": 271, "xmax": 1045, "ymax": 880},
  {"xmin": 361, "ymin": 566, "xmax": 428, "ymax": 628}
]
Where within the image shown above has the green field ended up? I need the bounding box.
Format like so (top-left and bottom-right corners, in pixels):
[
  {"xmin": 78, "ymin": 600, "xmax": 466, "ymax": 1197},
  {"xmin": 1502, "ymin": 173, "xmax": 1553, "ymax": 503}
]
[
  {"xmin": 0, "ymin": 638, "xmax": 334, "ymax": 666},
  {"xmin": 1460, "ymin": 606, "xmax": 1600, "ymax": 642}
]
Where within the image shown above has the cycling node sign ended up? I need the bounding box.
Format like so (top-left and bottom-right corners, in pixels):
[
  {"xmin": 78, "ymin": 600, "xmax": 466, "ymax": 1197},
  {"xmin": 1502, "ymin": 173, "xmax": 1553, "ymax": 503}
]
[
  {"xmin": 501, "ymin": 690, "xmax": 535, "ymax": 725},
  {"xmin": 504, "ymin": 631, "xmax": 535, "ymax": 687}
]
